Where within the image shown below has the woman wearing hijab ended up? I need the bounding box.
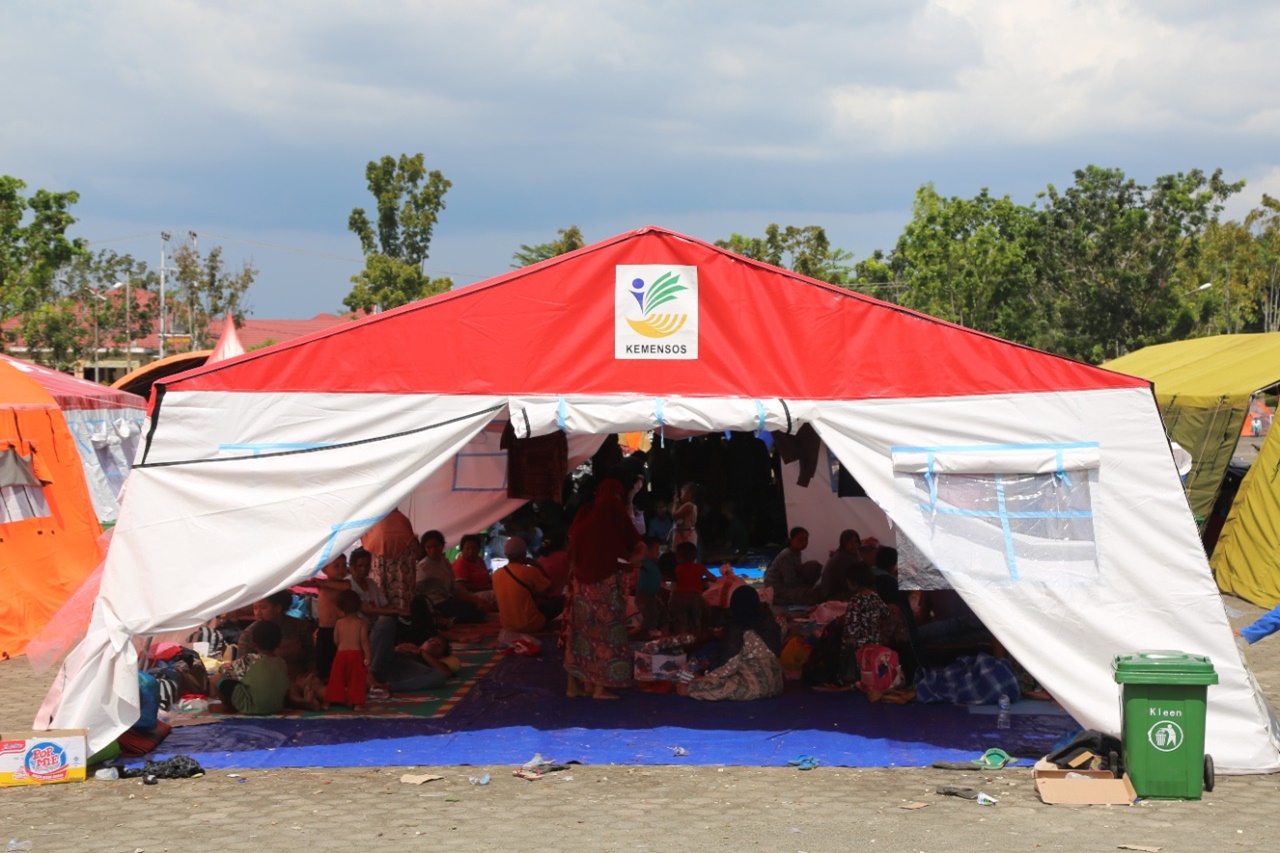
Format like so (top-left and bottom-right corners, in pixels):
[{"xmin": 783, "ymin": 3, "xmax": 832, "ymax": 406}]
[
  {"xmin": 686, "ymin": 586, "xmax": 784, "ymax": 702},
  {"xmin": 564, "ymin": 476, "xmax": 642, "ymax": 699}
]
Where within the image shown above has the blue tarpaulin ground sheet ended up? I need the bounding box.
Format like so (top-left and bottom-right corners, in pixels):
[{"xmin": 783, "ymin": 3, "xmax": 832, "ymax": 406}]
[{"xmin": 138, "ymin": 647, "xmax": 1077, "ymax": 770}]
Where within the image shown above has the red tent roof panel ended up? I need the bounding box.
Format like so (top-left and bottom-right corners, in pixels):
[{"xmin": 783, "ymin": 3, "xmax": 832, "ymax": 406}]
[{"xmin": 162, "ymin": 227, "xmax": 1148, "ymax": 401}]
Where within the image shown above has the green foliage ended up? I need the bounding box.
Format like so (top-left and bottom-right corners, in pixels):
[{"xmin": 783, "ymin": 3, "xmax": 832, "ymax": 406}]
[
  {"xmin": 716, "ymin": 224, "xmax": 855, "ymax": 287},
  {"xmin": 0, "ymin": 175, "xmax": 86, "ymax": 324},
  {"xmin": 511, "ymin": 225, "xmax": 585, "ymax": 267},
  {"xmin": 168, "ymin": 242, "xmax": 255, "ymax": 350},
  {"xmin": 57, "ymin": 249, "xmax": 159, "ymax": 360},
  {"xmin": 1037, "ymin": 166, "xmax": 1242, "ymax": 361},
  {"xmin": 1182, "ymin": 195, "xmax": 1280, "ymax": 335},
  {"xmin": 15, "ymin": 299, "xmax": 86, "ymax": 372},
  {"xmin": 346, "ymin": 153, "xmax": 453, "ymax": 314},
  {"xmin": 885, "ymin": 184, "xmax": 1045, "ymax": 347}
]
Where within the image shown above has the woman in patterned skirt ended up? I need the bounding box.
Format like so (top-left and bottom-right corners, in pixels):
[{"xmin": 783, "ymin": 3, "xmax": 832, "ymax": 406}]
[{"xmin": 564, "ymin": 476, "xmax": 642, "ymax": 699}]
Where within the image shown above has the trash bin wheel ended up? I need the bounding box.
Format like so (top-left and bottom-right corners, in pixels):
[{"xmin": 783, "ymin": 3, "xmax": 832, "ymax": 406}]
[{"xmin": 1204, "ymin": 754, "xmax": 1215, "ymax": 792}]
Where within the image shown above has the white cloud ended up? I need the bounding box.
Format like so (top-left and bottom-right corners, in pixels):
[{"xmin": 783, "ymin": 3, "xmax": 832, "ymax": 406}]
[
  {"xmin": 828, "ymin": 0, "xmax": 1280, "ymax": 152},
  {"xmin": 5, "ymin": 1, "xmax": 1280, "ymax": 316}
]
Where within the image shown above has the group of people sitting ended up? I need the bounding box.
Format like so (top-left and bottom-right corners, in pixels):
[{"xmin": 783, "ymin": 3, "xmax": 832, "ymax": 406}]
[
  {"xmin": 197, "ymin": 487, "xmax": 998, "ymax": 718},
  {"xmin": 763, "ymin": 525, "xmax": 997, "ymax": 692},
  {"xmin": 201, "ymin": 518, "xmax": 571, "ymax": 717}
]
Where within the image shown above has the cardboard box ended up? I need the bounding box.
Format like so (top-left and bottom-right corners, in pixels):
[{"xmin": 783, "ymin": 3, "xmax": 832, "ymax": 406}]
[
  {"xmin": 0, "ymin": 730, "xmax": 88, "ymax": 787},
  {"xmin": 1033, "ymin": 759, "xmax": 1136, "ymax": 805},
  {"xmin": 634, "ymin": 651, "xmax": 687, "ymax": 682}
]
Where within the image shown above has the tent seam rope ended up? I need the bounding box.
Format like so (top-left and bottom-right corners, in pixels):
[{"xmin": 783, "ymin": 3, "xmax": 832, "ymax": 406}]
[{"xmin": 134, "ymin": 403, "xmax": 505, "ymax": 469}]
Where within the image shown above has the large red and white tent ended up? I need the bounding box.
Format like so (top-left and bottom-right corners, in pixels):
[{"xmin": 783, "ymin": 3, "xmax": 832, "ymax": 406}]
[{"xmin": 44, "ymin": 226, "xmax": 1280, "ymax": 771}]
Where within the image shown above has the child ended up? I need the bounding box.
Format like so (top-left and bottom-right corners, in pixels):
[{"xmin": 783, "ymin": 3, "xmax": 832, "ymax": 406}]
[
  {"xmin": 312, "ymin": 554, "xmax": 349, "ymax": 680},
  {"xmin": 324, "ymin": 590, "xmax": 371, "ymax": 711},
  {"xmin": 669, "ymin": 540, "xmax": 715, "ymax": 636},
  {"xmin": 214, "ymin": 621, "xmax": 288, "ymax": 715},
  {"xmin": 1236, "ymin": 603, "xmax": 1280, "ymax": 644},
  {"xmin": 634, "ymin": 536, "xmax": 666, "ymax": 636}
]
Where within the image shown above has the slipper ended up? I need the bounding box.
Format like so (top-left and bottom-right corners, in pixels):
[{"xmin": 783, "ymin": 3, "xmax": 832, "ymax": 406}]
[
  {"xmin": 936, "ymin": 786, "xmax": 980, "ymax": 799},
  {"xmin": 971, "ymin": 748, "xmax": 1016, "ymax": 770},
  {"xmin": 788, "ymin": 756, "xmax": 820, "ymax": 771}
]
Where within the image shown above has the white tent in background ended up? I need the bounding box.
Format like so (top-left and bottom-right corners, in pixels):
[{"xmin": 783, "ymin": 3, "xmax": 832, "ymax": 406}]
[
  {"xmin": 207, "ymin": 314, "xmax": 245, "ymax": 364},
  {"xmin": 41, "ymin": 227, "xmax": 1280, "ymax": 772},
  {"xmin": 0, "ymin": 354, "xmax": 146, "ymax": 524}
]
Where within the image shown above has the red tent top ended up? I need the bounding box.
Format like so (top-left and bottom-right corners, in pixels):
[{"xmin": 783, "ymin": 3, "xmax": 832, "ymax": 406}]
[
  {"xmin": 0, "ymin": 354, "xmax": 146, "ymax": 412},
  {"xmin": 161, "ymin": 226, "xmax": 1149, "ymax": 401}
]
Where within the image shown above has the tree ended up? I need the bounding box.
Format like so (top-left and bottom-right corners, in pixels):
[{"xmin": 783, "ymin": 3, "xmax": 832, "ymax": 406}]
[
  {"xmin": 716, "ymin": 224, "xmax": 855, "ymax": 287},
  {"xmin": 512, "ymin": 226, "xmax": 585, "ymax": 267},
  {"xmin": 40, "ymin": 251, "xmax": 159, "ymax": 373},
  {"xmin": 345, "ymin": 153, "xmax": 453, "ymax": 314},
  {"xmin": 166, "ymin": 240, "xmax": 255, "ymax": 350},
  {"xmin": 884, "ymin": 184, "xmax": 1045, "ymax": 347},
  {"xmin": 0, "ymin": 175, "xmax": 85, "ymax": 325},
  {"xmin": 1036, "ymin": 166, "xmax": 1242, "ymax": 362}
]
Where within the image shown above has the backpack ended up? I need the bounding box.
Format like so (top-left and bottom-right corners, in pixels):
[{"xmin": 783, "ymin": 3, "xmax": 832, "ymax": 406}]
[
  {"xmin": 856, "ymin": 644, "xmax": 902, "ymax": 695},
  {"xmin": 801, "ymin": 614, "xmax": 846, "ymax": 686}
]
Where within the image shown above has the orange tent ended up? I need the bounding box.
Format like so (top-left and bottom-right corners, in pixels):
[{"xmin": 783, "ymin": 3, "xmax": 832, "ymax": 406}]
[{"xmin": 0, "ymin": 359, "xmax": 104, "ymax": 659}]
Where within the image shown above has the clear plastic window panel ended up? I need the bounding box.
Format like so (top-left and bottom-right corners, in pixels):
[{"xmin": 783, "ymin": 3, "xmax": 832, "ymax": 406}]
[
  {"xmin": 911, "ymin": 470, "xmax": 1100, "ymax": 587},
  {"xmin": 0, "ymin": 484, "xmax": 51, "ymax": 524}
]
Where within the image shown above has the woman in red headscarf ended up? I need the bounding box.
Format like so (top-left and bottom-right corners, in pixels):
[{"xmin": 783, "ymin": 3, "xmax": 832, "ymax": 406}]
[{"xmin": 564, "ymin": 476, "xmax": 642, "ymax": 699}]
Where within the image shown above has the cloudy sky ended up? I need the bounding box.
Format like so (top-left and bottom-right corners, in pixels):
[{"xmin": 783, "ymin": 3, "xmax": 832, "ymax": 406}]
[{"xmin": 4, "ymin": 1, "xmax": 1279, "ymax": 318}]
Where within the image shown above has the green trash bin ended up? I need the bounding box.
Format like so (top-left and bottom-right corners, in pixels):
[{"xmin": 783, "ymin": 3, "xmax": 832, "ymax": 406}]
[{"xmin": 1112, "ymin": 651, "xmax": 1218, "ymax": 799}]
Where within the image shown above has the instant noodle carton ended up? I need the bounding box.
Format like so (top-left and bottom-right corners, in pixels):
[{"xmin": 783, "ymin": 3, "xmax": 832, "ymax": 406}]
[{"xmin": 0, "ymin": 730, "xmax": 88, "ymax": 787}]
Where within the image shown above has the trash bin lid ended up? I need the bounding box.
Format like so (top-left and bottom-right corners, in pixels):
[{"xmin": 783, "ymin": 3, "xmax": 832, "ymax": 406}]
[{"xmin": 1112, "ymin": 650, "xmax": 1219, "ymax": 685}]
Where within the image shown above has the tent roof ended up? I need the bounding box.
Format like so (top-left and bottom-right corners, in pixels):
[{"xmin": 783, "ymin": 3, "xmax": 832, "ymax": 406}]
[
  {"xmin": 162, "ymin": 226, "xmax": 1147, "ymax": 401},
  {"xmin": 111, "ymin": 351, "xmax": 212, "ymax": 399},
  {"xmin": 1104, "ymin": 333, "xmax": 1280, "ymax": 403},
  {"xmin": 0, "ymin": 354, "xmax": 145, "ymax": 412}
]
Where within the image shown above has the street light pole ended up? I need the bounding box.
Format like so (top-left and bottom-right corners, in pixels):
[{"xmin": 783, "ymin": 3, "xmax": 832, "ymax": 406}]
[
  {"xmin": 116, "ymin": 280, "xmax": 132, "ymax": 373},
  {"xmin": 160, "ymin": 232, "xmax": 170, "ymax": 358}
]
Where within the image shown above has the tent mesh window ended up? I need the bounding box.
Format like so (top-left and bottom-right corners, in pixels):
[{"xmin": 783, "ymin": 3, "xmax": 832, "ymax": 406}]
[
  {"xmin": 895, "ymin": 444, "xmax": 1101, "ymax": 588},
  {"xmin": 0, "ymin": 449, "xmax": 51, "ymax": 523}
]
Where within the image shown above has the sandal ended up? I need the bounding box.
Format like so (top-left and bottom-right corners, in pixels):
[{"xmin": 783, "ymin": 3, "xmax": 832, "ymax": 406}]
[
  {"xmin": 788, "ymin": 755, "xmax": 820, "ymax": 770},
  {"xmin": 971, "ymin": 748, "xmax": 1015, "ymax": 770},
  {"xmin": 936, "ymin": 786, "xmax": 980, "ymax": 799}
]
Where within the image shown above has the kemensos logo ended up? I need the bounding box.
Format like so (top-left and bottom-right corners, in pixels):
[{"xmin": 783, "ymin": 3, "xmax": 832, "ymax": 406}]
[{"xmin": 615, "ymin": 265, "xmax": 698, "ymax": 360}]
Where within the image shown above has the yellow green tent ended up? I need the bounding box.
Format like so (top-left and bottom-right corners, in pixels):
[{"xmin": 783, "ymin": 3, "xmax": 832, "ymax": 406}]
[{"xmin": 1106, "ymin": 333, "xmax": 1280, "ymax": 606}]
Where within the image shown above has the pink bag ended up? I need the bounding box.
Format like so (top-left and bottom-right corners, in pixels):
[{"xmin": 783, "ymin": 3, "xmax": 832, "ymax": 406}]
[{"xmin": 856, "ymin": 645, "xmax": 902, "ymax": 694}]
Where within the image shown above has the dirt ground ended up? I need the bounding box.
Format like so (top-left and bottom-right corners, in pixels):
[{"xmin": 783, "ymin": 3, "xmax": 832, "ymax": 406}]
[{"xmin": 2, "ymin": 593, "xmax": 1278, "ymax": 853}]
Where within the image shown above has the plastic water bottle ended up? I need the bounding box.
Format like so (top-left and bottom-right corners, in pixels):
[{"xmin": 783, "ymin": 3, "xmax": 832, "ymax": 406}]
[
  {"xmin": 93, "ymin": 767, "xmax": 119, "ymax": 780},
  {"xmin": 996, "ymin": 693, "xmax": 1011, "ymax": 730},
  {"xmin": 7, "ymin": 840, "xmax": 34, "ymax": 852}
]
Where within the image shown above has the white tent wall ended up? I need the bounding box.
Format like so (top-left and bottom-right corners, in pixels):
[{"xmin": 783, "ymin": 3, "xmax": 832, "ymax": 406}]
[
  {"xmin": 60, "ymin": 406, "xmax": 146, "ymax": 523},
  {"xmin": 45, "ymin": 388, "xmax": 1280, "ymax": 772},
  {"xmin": 779, "ymin": 453, "xmax": 895, "ymax": 562},
  {"xmin": 397, "ymin": 419, "xmax": 605, "ymax": 546},
  {"xmin": 47, "ymin": 392, "xmax": 507, "ymax": 750},
  {"xmin": 809, "ymin": 387, "xmax": 1280, "ymax": 774}
]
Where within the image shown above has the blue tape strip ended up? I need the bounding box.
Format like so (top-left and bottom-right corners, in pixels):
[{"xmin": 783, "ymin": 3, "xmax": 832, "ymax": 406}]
[
  {"xmin": 994, "ymin": 474, "xmax": 1019, "ymax": 582},
  {"xmin": 312, "ymin": 514, "xmax": 386, "ymax": 573},
  {"xmin": 917, "ymin": 507, "xmax": 1094, "ymax": 520},
  {"xmin": 755, "ymin": 400, "xmax": 766, "ymax": 433},
  {"xmin": 219, "ymin": 442, "xmax": 331, "ymax": 457},
  {"xmin": 556, "ymin": 396, "xmax": 567, "ymax": 431},
  {"xmin": 891, "ymin": 441, "xmax": 1100, "ymax": 454}
]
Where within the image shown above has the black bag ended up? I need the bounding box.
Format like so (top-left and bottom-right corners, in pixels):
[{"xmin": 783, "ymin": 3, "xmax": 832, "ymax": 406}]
[{"xmin": 802, "ymin": 615, "xmax": 847, "ymax": 686}]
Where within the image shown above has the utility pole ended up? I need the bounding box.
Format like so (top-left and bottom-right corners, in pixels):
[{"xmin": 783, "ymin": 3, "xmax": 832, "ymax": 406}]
[
  {"xmin": 189, "ymin": 231, "xmax": 198, "ymax": 350},
  {"xmin": 159, "ymin": 232, "xmax": 170, "ymax": 358}
]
